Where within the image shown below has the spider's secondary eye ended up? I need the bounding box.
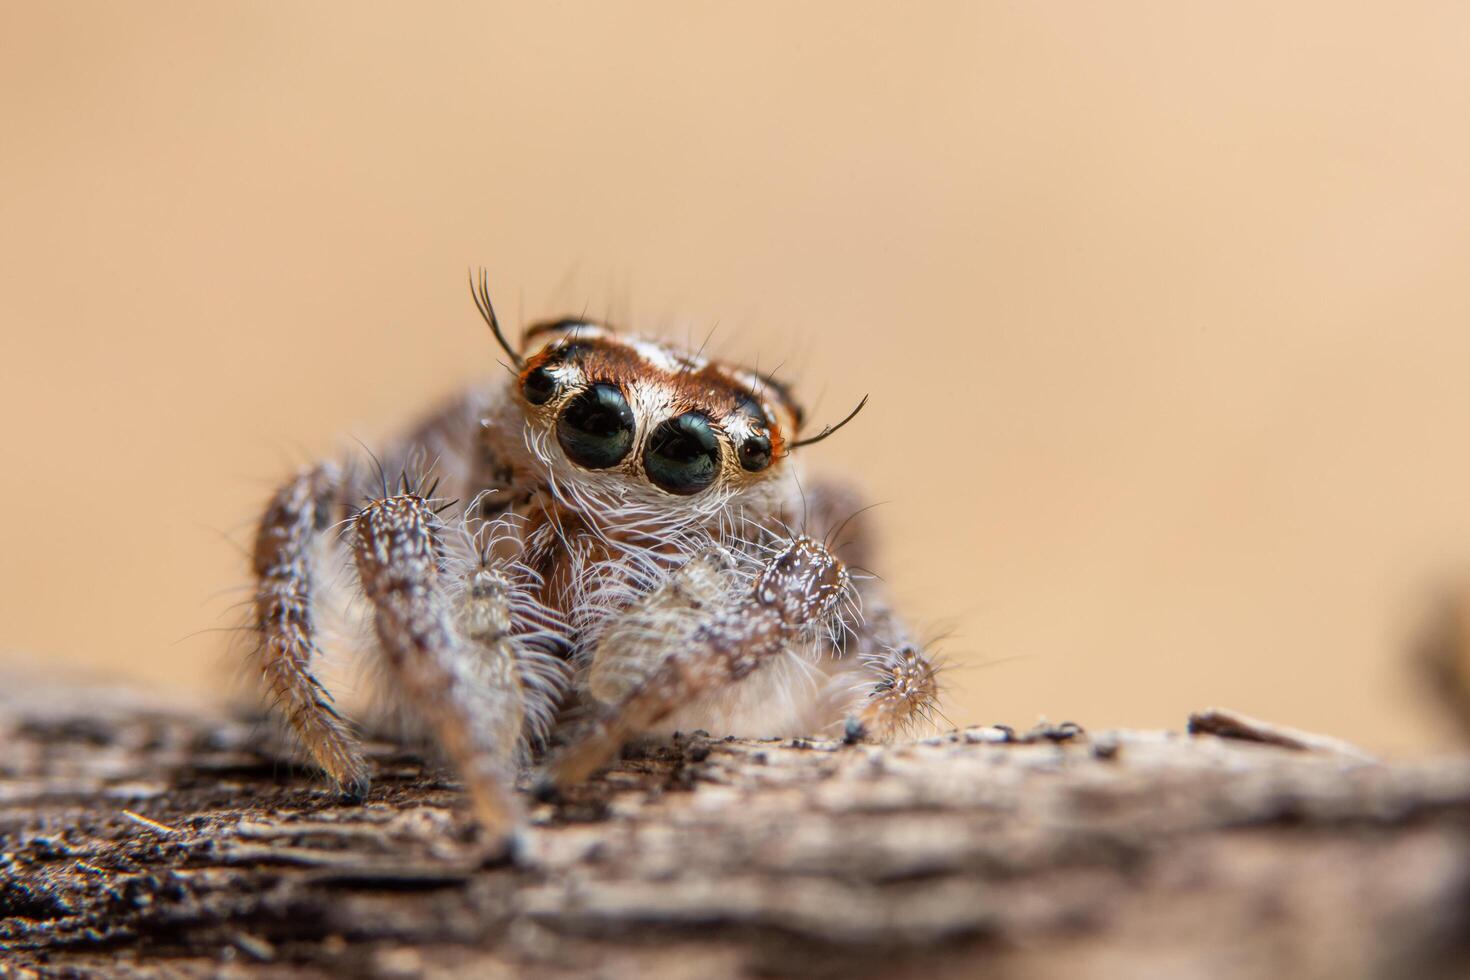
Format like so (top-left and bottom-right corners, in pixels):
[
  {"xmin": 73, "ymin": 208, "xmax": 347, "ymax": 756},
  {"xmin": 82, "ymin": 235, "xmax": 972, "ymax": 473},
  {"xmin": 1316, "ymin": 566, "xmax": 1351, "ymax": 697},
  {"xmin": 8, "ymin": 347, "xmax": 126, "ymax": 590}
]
[
  {"xmin": 645, "ymin": 413, "xmax": 721, "ymax": 495},
  {"xmin": 557, "ymin": 384, "xmax": 635, "ymax": 469},
  {"xmin": 522, "ymin": 366, "xmax": 559, "ymax": 405},
  {"xmin": 736, "ymin": 394, "xmax": 772, "ymax": 426},
  {"xmin": 738, "ymin": 432, "xmax": 772, "ymax": 472}
]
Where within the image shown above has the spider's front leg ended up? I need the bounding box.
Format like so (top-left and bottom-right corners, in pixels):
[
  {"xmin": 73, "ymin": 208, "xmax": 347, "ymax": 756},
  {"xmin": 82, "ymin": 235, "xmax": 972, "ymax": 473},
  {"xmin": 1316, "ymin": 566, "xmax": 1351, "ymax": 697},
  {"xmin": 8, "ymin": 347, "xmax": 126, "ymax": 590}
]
[
  {"xmin": 250, "ymin": 386, "xmax": 524, "ymax": 803},
  {"xmin": 802, "ymin": 478, "xmax": 943, "ymax": 741},
  {"xmin": 252, "ymin": 463, "xmax": 369, "ymax": 798},
  {"xmin": 843, "ymin": 643, "xmax": 941, "ymax": 741},
  {"xmin": 351, "ymin": 492, "xmax": 556, "ymax": 836},
  {"xmin": 548, "ymin": 535, "xmax": 849, "ymax": 787}
]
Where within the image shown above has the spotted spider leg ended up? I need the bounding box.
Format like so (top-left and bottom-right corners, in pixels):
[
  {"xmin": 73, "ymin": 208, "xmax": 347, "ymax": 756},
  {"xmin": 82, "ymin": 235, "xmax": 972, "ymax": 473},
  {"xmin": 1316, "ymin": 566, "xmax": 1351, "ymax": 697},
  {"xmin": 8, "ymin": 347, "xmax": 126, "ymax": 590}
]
[
  {"xmin": 252, "ymin": 462, "xmax": 370, "ymax": 797},
  {"xmin": 350, "ymin": 489, "xmax": 570, "ymax": 836},
  {"xmin": 841, "ymin": 640, "xmax": 942, "ymax": 740},
  {"xmin": 821, "ymin": 565, "xmax": 943, "ymax": 742},
  {"xmin": 795, "ymin": 479, "xmax": 944, "ymax": 741},
  {"xmin": 547, "ymin": 534, "xmax": 850, "ymax": 787}
]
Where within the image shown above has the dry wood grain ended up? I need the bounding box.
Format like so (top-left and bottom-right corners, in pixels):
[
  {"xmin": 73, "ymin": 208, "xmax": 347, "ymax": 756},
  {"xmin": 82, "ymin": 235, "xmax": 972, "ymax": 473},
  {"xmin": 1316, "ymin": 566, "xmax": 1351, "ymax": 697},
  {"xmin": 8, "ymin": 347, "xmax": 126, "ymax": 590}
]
[{"xmin": 1, "ymin": 680, "xmax": 1468, "ymax": 979}]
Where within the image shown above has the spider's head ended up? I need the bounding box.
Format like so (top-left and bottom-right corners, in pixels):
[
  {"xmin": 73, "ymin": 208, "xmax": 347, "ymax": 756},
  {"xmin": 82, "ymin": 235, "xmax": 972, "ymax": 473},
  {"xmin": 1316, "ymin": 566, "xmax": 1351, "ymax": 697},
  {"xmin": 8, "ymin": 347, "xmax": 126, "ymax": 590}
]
[{"xmin": 510, "ymin": 318, "xmax": 805, "ymax": 507}]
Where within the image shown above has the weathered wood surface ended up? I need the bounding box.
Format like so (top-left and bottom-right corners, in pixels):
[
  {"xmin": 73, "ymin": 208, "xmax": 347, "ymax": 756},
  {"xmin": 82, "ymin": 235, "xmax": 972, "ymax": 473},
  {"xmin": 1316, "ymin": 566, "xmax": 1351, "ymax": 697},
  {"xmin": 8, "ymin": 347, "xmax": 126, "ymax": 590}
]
[{"xmin": 1, "ymin": 680, "xmax": 1468, "ymax": 979}]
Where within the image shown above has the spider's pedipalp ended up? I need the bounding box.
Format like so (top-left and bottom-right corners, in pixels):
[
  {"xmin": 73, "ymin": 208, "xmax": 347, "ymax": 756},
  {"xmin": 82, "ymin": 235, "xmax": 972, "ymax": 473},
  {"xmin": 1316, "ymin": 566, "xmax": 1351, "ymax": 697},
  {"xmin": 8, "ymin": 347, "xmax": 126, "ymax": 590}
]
[
  {"xmin": 547, "ymin": 534, "xmax": 850, "ymax": 787},
  {"xmin": 447, "ymin": 513, "xmax": 573, "ymax": 752}
]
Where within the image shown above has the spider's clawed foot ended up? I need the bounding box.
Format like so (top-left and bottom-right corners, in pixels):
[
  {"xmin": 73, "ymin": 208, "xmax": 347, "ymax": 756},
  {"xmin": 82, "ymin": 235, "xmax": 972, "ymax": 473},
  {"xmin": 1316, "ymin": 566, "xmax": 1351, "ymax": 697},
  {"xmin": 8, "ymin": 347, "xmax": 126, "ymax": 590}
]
[
  {"xmin": 337, "ymin": 773, "xmax": 372, "ymax": 805},
  {"xmin": 854, "ymin": 644, "xmax": 942, "ymax": 740}
]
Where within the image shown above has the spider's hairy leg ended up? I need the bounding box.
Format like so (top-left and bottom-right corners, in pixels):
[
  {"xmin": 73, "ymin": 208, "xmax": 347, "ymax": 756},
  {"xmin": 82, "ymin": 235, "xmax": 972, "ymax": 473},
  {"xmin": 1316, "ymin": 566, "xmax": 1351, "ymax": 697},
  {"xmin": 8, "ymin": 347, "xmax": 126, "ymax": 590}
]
[
  {"xmin": 846, "ymin": 644, "xmax": 942, "ymax": 741},
  {"xmin": 251, "ymin": 463, "xmax": 369, "ymax": 798},
  {"xmin": 453, "ymin": 565, "xmax": 528, "ymax": 767},
  {"xmin": 351, "ymin": 493, "xmax": 524, "ymax": 836},
  {"xmin": 549, "ymin": 535, "xmax": 849, "ymax": 787},
  {"xmin": 827, "ymin": 573, "xmax": 944, "ymax": 740},
  {"xmin": 800, "ymin": 477, "xmax": 944, "ymax": 741},
  {"xmin": 834, "ymin": 575, "xmax": 946, "ymax": 734}
]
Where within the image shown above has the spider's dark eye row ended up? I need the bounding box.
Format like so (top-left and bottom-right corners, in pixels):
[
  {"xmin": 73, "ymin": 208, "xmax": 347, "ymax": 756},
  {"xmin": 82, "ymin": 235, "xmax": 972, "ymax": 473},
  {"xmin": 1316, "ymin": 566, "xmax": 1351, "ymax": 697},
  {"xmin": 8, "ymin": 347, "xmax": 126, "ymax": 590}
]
[
  {"xmin": 645, "ymin": 412, "xmax": 721, "ymax": 495},
  {"xmin": 552, "ymin": 382, "xmax": 773, "ymax": 489},
  {"xmin": 556, "ymin": 383, "xmax": 635, "ymax": 468}
]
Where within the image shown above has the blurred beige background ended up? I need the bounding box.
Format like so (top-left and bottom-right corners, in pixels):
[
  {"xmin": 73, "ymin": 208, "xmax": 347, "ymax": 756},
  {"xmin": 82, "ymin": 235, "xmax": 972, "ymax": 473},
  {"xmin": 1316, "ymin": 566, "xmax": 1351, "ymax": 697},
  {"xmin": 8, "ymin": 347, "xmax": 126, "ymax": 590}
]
[{"xmin": 4, "ymin": 2, "xmax": 1469, "ymax": 752}]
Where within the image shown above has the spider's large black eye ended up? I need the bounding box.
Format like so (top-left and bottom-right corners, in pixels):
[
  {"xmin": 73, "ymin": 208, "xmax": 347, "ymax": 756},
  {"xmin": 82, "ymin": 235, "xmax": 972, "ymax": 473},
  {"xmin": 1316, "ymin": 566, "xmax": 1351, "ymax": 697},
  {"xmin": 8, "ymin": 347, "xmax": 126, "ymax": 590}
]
[
  {"xmin": 522, "ymin": 366, "xmax": 559, "ymax": 405},
  {"xmin": 645, "ymin": 413, "xmax": 721, "ymax": 495},
  {"xmin": 557, "ymin": 384, "xmax": 635, "ymax": 468},
  {"xmin": 737, "ymin": 432, "xmax": 772, "ymax": 472}
]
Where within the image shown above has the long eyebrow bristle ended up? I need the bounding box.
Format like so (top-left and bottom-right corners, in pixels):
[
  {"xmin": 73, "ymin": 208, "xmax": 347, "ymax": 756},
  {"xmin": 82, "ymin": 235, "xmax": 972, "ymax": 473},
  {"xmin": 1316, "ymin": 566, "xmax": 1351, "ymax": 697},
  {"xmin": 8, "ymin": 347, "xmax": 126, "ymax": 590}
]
[
  {"xmin": 470, "ymin": 268, "xmax": 524, "ymax": 369},
  {"xmin": 789, "ymin": 394, "xmax": 868, "ymax": 450}
]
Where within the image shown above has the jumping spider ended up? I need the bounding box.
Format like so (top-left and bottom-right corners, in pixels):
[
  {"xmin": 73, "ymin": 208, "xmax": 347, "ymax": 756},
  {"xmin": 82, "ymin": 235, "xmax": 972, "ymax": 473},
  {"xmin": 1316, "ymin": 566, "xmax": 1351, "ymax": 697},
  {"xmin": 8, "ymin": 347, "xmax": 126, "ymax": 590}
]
[{"xmin": 250, "ymin": 272, "xmax": 941, "ymax": 836}]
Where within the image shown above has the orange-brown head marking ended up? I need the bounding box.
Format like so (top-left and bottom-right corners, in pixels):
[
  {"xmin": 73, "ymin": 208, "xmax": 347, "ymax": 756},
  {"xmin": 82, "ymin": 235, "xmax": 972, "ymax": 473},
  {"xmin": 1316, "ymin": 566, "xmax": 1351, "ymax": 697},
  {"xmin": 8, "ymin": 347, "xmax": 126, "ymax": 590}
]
[{"xmin": 514, "ymin": 320, "xmax": 801, "ymax": 498}]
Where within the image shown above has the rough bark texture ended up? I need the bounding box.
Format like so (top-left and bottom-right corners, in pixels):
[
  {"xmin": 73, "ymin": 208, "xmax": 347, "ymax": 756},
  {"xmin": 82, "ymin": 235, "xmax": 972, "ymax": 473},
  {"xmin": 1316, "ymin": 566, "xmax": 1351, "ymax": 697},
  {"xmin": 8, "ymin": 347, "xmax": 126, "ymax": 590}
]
[{"xmin": 1, "ymin": 679, "xmax": 1468, "ymax": 979}]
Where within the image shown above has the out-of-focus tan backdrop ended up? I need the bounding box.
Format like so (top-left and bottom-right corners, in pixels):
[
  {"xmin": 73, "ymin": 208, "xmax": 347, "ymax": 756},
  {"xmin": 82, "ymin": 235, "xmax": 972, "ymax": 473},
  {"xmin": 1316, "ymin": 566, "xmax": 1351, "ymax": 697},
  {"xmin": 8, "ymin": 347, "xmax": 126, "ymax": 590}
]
[{"xmin": 4, "ymin": 2, "xmax": 1469, "ymax": 752}]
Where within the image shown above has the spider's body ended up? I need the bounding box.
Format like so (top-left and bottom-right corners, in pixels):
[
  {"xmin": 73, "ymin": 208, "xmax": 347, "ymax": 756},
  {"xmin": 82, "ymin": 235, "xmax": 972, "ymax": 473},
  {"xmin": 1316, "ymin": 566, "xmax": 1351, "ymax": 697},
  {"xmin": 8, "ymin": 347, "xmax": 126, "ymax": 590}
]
[{"xmin": 250, "ymin": 278, "xmax": 940, "ymax": 835}]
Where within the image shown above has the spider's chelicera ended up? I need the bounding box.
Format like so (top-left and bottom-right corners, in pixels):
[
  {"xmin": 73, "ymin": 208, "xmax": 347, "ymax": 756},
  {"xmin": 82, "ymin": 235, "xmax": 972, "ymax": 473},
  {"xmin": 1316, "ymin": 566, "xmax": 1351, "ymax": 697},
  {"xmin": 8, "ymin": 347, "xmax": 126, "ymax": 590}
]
[{"xmin": 249, "ymin": 271, "xmax": 941, "ymax": 836}]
